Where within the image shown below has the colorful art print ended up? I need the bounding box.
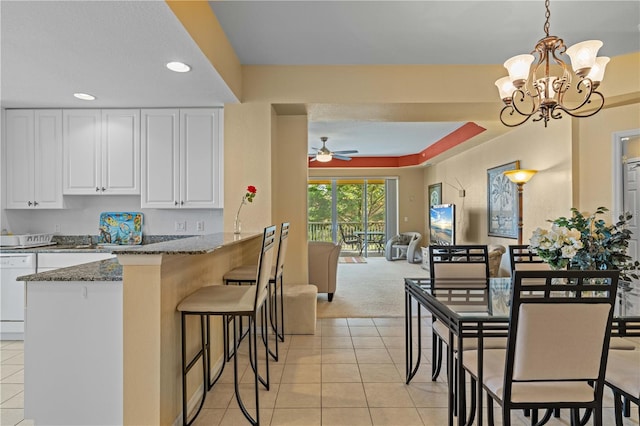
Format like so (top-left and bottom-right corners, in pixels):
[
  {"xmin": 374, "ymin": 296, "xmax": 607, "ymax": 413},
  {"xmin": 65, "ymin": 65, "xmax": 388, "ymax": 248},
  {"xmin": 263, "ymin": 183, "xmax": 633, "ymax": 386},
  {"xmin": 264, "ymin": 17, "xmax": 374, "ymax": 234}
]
[
  {"xmin": 487, "ymin": 161, "xmax": 519, "ymax": 239},
  {"xmin": 98, "ymin": 212, "xmax": 143, "ymax": 245}
]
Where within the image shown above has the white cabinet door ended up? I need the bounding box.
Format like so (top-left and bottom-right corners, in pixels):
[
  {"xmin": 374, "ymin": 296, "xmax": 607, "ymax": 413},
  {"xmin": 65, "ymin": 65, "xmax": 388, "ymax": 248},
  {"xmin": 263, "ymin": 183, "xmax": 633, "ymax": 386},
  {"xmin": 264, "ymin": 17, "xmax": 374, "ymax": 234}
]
[
  {"xmin": 6, "ymin": 110, "xmax": 63, "ymax": 209},
  {"xmin": 141, "ymin": 109, "xmax": 180, "ymax": 208},
  {"xmin": 102, "ymin": 109, "xmax": 140, "ymax": 195},
  {"xmin": 63, "ymin": 110, "xmax": 101, "ymax": 194},
  {"xmin": 180, "ymin": 108, "xmax": 223, "ymax": 208},
  {"xmin": 63, "ymin": 109, "xmax": 140, "ymax": 195},
  {"xmin": 34, "ymin": 110, "xmax": 64, "ymax": 208},
  {"xmin": 141, "ymin": 108, "xmax": 223, "ymax": 208}
]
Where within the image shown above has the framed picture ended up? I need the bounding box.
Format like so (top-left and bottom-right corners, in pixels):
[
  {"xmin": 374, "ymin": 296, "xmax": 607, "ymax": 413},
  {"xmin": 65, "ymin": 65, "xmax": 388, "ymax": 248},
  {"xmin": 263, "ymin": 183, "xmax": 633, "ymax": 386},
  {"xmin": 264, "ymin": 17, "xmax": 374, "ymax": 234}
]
[
  {"xmin": 428, "ymin": 183, "xmax": 442, "ymax": 208},
  {"xmin": 487, "ymin": 161, "xmax": 520, "ymax": 239}
]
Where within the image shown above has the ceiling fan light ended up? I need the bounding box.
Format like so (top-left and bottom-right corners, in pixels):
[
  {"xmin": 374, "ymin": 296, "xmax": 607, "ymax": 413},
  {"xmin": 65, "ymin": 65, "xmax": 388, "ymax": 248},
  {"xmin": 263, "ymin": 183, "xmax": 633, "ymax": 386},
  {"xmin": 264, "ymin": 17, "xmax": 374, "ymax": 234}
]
[
  {"xmin": 316, "ymin": 153, "xmax": 332, "ymax": 162},
  {"xmin": 504, "ymin": 54, "xmax": 534, "ymax": 88},
  {"xmin": 566, "ymin": 40, "xmax": 602, "ymax": 77}
]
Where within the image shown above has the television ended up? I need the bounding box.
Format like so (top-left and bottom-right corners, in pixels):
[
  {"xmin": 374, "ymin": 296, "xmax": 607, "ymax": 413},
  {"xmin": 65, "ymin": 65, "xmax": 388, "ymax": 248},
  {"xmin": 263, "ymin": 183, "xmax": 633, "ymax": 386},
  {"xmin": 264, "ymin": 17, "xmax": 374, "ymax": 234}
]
[{"xmin": 429, "ymin": 204, "xmax": 456, "ymax": 245}]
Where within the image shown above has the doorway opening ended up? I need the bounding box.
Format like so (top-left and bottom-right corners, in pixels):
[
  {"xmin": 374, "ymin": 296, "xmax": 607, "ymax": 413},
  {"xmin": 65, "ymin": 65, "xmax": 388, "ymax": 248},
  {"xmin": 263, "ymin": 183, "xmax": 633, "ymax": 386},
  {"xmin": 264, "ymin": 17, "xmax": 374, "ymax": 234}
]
[{"xmin": 308, "ymin": 177, "xmax": 398, "ymax": 257}]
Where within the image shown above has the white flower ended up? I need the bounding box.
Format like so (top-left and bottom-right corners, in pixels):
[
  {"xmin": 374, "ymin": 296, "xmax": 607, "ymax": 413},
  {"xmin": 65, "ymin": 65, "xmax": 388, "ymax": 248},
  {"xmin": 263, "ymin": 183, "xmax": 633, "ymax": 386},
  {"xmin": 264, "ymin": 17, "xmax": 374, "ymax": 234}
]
[{"xmin": 561, "ymin": 245, "xmax": 578, "ymax": 258}]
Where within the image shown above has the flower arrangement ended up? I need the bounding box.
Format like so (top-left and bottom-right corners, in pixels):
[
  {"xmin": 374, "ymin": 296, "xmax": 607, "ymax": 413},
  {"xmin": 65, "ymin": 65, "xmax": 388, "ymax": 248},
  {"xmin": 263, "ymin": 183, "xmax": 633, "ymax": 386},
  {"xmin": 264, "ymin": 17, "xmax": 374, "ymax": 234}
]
[
  {"xmin": 234, "ymin": 185, "xmax": 257, "ymax": 234},
  {"xmin": 529, "ymin": 207, "xmax": 639, "ymax": 280}
]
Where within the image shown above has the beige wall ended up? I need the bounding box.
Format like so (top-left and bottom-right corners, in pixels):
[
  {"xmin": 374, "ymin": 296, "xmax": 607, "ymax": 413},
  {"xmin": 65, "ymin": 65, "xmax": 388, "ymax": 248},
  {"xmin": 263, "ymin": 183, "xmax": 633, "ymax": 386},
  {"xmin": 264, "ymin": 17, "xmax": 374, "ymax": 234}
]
[
  {"xmin": 220, "ymin": 52, "xmax": 639, "ymax": 276},
  {"xmin": 425, "ymin": 119, "xmax": 573, "ymax": 247},
  {"xmin": 577, "ymin": 102, "xmax": 640, "ymax": 219},
  {"xmin": 223, "ymin": 103, "xmax": 273, "ymax": 233},
  {"xmin": 273, "ymin": 115, "xmax": 309, "ymax": 284}
]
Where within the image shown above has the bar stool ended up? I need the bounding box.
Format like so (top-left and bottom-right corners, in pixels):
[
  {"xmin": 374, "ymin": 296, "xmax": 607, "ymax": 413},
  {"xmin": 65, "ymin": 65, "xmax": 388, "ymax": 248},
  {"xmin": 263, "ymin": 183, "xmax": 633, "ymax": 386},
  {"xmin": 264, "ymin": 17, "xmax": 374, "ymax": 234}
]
[
  {"xmin": 223, "ymin": 222, "xmax": 289, "ymax": 361},
  {"xmin": 177, "ymin": 225, "xmax": 276, "ymax": 426}
]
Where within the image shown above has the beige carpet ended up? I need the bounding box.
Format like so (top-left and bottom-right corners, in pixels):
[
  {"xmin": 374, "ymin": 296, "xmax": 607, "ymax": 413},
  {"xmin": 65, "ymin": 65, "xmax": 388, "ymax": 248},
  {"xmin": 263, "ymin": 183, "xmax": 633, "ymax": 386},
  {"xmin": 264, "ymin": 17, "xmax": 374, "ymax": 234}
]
[{"xmin": 316, "ymin": 257, "xmax": 429, "ymax": 318}]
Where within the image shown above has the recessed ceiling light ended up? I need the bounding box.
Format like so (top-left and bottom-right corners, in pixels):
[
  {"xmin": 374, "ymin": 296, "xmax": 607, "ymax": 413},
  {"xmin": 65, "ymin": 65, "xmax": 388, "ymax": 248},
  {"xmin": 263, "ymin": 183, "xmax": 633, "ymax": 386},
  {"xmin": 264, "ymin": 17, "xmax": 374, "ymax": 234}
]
[
  {"xmin": 166, "ymin": 61, "xmax": 191, "ymax": 73},
  {"xmin": 73, "ymin": 93, "xmax": 96, "ymax": 101}
]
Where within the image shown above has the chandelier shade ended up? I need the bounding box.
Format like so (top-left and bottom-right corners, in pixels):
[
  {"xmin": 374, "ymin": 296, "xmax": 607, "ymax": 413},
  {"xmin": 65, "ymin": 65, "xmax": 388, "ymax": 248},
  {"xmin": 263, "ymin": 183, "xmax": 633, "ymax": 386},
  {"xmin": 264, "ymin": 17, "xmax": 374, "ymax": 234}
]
[{"xmin": 495, "ymin": 0, "xmax": 606, "ymax": 127}]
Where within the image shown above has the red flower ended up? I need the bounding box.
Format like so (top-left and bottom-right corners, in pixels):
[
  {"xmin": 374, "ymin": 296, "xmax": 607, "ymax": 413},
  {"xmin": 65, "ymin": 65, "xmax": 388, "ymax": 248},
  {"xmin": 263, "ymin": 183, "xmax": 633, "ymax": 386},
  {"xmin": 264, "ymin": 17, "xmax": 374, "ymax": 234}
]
[{"xmin": 244, "ymin": 185, "xmax": 257, "ymax": 203}]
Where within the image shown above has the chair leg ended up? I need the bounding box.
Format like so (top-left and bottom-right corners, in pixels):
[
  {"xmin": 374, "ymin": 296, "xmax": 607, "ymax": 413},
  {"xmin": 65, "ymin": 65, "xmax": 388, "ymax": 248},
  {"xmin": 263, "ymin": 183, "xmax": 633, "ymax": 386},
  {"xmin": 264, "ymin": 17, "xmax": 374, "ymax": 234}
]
[
  {"xmin": 623, "ymin": 396, "xmax": 631, "ymax": 417},
  {"xmin": 431, "ymin": 334, "xmax": 443, "ymax": 381},
  {"xmin": 264, "ymin": 281, "xmax": 278, "ymax": 362},
  {"xmin": 613, "ymin": 391, "xmax": 624, "ymax": 426},
  {"xmin": 278, "ymin": 276, "xmax": 285, "ymax": 342},
  {"xmin": 487, "ymin": 394, "xmax": 494, "ymax": 426},
  {"xmin": 502, "ymin": 406, "xmax": 511, "ymax": 426},
  {"xmin": 180, "ymin": 313, "xmax": 208, "ymax": 426},
  {"xmin": 232, "ymin": 316, "xmax": 259, "ymax": 426},
  {"xmin": 328, "ymin": 293, "xmax": 334, "ymax": 302}
]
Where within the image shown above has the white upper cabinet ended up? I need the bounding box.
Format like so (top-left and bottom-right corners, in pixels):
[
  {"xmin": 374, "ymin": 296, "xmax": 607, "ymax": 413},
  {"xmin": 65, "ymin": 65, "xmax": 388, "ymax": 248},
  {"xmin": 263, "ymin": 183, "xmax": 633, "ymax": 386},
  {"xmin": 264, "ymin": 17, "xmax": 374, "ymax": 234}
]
[
  {"xmin": 5, "ymin": 110, "xmax": 64, "ymax": 209},
  {"xmin": 141, "ymin": 108, "xmax": 223, "ymax": 208},
  {"xmin": 63, "ymin": 109, "xmax": 140, "ymax": 195}
]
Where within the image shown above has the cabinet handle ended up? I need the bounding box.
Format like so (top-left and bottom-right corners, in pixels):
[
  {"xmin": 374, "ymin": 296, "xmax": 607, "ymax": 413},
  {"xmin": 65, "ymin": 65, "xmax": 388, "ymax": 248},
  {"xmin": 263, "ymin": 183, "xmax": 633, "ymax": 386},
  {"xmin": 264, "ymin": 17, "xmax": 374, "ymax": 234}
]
[
  {"xmin": 27, "ymin": 201, "xmax": 33, "ymax": 206},
  {"xmin": 174, "ymin": 201, "xmax": 178, "ymax": 206},
  {"xmin": 34, "ymin": 201, "xmax": 39, "ymax": 206},
  {"xmin": 101, "ymin": 187, "xmax": 106, "ymax": 192},
  {"xmin": 180, "ymin": 201, "xmax": 184, "ymax": 206},
  {"xmin": 96, "ymin": 187, "xmax": 100, "ymax": 192}
]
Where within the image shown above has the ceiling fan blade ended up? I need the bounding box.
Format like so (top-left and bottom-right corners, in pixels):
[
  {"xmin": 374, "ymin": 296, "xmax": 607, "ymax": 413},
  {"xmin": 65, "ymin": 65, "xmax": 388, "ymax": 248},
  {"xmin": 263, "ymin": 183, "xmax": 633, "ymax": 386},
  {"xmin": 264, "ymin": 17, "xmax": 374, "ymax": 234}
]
[
  {"xmin": 311, "ymin": 147, "xmax": 320, "ymax": 151},
  {"xmin": 309, "ymin": 157, "xmax": 317, "ymax": 162},
  {"xmin": 332, "ymin": 154, "xmax": 352, "ymax": 161},
  {"xmin": 332, "ymin": 150, "xmax": 358, "ymax": 154}
]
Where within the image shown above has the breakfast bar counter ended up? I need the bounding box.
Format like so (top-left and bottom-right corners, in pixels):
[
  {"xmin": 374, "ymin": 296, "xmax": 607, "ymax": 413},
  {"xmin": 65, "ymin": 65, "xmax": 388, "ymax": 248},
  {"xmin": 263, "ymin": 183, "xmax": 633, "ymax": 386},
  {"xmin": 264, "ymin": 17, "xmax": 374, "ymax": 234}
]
[{"xmin": 21, "ymin": 232, "xmax": 263, "ymax": 426}]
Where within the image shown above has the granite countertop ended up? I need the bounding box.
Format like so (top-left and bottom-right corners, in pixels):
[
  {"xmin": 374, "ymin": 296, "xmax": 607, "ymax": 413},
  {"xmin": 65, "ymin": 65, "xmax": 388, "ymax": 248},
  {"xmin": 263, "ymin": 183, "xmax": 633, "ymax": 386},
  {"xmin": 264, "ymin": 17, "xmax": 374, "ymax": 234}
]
[
  {"xmin": 109, "ymin": 232, "xmax": 261, "ymax": 255},
  {"xmin": 20, "ymin": 258, "xmax": 123, "ymax": 282},
  {"xmin": 17, "ymin": 232, "xmax": 262, "ymax": 282},
  {"xmin": 0, "ymin": 234, "xmax": 192, "ymax": 254}
]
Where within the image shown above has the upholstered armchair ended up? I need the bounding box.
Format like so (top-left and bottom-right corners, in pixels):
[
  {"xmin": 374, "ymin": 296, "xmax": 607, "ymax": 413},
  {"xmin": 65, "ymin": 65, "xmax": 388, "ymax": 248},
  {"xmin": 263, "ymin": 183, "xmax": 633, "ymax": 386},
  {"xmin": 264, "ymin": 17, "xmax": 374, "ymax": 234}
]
[
  {"xmin": 385, "ymin": 232, "xmax": 422, "ymax": 263},
  {"xmin": 308, "ymin": 241, "xmax": 340, "ymax": 301}
]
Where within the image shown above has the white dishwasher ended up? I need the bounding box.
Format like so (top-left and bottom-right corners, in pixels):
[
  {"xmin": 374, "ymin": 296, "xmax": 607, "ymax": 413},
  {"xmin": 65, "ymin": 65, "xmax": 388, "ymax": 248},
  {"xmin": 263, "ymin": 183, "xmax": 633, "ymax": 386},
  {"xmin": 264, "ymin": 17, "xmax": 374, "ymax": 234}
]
[{"xmin": 0, "ymin": 253, "xmax": 36, "ymax": 340}]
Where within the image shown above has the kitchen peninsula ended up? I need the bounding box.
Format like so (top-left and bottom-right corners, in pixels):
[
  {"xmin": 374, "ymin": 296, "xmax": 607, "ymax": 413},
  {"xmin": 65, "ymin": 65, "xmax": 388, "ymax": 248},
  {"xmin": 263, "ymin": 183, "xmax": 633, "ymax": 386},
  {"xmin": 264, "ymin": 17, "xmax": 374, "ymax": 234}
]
[{"xmin": 20, "ymin": 232, "xmax": 262, "ymax": 426}]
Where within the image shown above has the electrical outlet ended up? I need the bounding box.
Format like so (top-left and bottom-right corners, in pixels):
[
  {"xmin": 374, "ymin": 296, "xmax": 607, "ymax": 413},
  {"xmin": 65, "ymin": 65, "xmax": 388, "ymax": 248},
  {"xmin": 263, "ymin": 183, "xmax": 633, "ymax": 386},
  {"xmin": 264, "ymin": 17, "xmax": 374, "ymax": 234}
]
[
  {"xmin": 404, "ymin": 216, "xmax": 408, "ymax": 222},
  {"xmin": 175, "ymin": 221, "xmax": 187, "ymax": 232},
  {"xmin": 196, "ymin": 221, "xmax": 204, "ymax": 232},
  {"xmin": 54, "ymin": 224, "xmax": 61, "ymax": 233}
]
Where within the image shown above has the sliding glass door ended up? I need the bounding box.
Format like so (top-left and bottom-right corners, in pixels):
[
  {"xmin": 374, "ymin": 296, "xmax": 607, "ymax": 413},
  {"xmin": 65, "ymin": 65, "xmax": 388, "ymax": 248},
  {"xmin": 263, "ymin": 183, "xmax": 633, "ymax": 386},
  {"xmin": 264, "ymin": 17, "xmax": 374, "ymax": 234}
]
[{"xmin": 308, "ymin": 178, "xmax": 392, "ymax": 257}]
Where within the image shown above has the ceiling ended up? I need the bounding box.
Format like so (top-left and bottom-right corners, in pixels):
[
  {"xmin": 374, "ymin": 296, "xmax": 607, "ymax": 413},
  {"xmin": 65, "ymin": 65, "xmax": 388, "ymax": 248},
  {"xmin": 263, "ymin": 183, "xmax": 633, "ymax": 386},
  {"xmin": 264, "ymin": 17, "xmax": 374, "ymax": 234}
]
[{"xmin": 2, "ymin": 1, "xmax": 639, "ymax": 160}]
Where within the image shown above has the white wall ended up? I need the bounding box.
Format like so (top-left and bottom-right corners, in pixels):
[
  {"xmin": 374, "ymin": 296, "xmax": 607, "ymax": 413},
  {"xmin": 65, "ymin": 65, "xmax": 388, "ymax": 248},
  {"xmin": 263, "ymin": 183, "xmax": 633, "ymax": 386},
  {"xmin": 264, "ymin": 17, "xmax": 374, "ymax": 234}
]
[{"xmin": 2, "ymin": 195, "xmax": 223, "ymax": 236}]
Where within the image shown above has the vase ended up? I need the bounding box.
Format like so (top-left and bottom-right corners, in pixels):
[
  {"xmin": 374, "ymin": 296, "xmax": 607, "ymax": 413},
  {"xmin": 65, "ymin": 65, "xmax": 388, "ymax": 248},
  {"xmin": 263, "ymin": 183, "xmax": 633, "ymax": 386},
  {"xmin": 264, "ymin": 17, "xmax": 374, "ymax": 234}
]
[{"xmin": 233, "ymin": 218, "xmax": 242, "ymax": 234}]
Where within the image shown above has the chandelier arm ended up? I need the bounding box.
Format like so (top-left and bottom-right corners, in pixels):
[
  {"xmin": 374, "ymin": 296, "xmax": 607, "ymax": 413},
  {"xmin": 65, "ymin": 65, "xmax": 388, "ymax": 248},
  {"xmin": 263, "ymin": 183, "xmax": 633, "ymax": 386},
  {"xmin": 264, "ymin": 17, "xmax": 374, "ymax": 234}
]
[
  {"xmin": 509, "ymin": 89, "xmax": 539, "ymax": 117},
  {"xmin": 499, "ymin": 105, "xmax": 534, "ymax": 127},
  {"xmin": 556, "ymin": 90, "xmax": 605, "ymax": 118}
]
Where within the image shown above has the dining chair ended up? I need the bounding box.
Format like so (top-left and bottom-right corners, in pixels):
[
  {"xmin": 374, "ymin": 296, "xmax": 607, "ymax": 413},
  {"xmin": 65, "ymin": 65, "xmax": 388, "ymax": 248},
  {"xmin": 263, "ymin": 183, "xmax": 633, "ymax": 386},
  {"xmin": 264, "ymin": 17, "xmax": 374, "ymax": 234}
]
[
  {"xmin": 177, "ymin": 225, "xmax": 276, "ymax": 426},
  {"xmin": 462, "ymin": 269, "xmax": 620, "ymax": 426},
  {"xmin": 339, "ymin": 224, "xmax": 361, "ymax": 254},
  {"xmin": 606, "ymin": 348, "xmax": 640, "ymax": 426},
  {"xmin": 428, "ymin": 244, "xmax": 491, "ymax": 381}
]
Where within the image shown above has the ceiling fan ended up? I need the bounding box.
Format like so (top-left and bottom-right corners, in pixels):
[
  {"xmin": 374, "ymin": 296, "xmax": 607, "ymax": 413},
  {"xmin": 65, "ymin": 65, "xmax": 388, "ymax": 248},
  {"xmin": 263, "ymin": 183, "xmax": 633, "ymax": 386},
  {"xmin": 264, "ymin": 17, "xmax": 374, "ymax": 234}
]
[{"xmin": 309, "ymin": 137, "xmax": 358, "ymax": 162}]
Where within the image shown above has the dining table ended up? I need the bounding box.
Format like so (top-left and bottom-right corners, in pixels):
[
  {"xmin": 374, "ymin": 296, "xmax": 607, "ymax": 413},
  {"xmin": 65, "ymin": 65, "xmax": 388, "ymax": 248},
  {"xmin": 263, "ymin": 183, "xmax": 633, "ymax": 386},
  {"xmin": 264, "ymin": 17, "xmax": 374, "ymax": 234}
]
[{"xmin": 404, "ymin": 276, "xmax": 640, "ymax": 426}]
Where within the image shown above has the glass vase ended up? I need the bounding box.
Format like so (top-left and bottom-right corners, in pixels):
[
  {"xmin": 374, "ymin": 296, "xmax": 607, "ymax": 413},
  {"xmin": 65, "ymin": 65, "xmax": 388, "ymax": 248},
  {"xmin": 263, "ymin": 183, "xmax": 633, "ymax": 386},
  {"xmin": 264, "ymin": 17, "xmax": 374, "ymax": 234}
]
[{"xmin": 233, "ymin": 218, "xmax": 242, "ymax": 234}]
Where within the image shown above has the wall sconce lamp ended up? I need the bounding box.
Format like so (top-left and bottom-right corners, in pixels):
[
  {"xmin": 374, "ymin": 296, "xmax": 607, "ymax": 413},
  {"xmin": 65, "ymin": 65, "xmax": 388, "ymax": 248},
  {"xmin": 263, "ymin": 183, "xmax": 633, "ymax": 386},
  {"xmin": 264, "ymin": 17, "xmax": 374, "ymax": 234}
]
[{"xmin": 504, "ymin": 169, "xmax": 538, "ymax": 245}]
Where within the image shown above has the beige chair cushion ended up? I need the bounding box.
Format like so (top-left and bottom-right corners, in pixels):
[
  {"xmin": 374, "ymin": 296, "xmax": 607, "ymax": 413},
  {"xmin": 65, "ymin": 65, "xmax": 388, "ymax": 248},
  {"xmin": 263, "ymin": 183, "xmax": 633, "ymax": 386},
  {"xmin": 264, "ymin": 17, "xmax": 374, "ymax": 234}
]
[
  {"xmin": 463, "ymin": 349, "xmax": 596, "ymax": 403},
  {"xmin": 513, "ymin": 304, "xmax": 610, "ymax": 380},
  {"xmin": 432, "ymin": 262, "xmax": 488, "ymax": 279},
  {"xmin": 223, "ymin": 264, "xmax": 276, "ymax": 282},
  {"xmin": 177, "ymin": 285, "xmax": 257, "ymax": 314},
  {"xmin": 606, "ymin": 349, "xmax": 640, "ymax": 398},
  {"xmin": 609, "ymin": 337, "xmax": 638, "ymax": 350}
]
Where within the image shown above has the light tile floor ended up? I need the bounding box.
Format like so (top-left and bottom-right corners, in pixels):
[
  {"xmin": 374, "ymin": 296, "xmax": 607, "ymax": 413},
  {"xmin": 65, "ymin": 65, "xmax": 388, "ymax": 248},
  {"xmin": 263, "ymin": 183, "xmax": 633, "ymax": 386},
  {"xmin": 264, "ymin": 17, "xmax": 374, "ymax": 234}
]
[{"xmin": 1, "ymin": 318, "xmax": 639, "ymax": 425}]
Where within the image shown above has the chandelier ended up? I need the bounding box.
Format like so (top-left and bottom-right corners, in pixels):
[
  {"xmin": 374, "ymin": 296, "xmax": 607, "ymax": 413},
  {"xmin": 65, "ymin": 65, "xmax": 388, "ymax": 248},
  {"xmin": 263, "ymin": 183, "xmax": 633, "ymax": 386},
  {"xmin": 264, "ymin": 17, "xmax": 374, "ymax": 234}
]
[{"xmin": 495, "ymin": 0, "xmax": 608, "ymax": 127}]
